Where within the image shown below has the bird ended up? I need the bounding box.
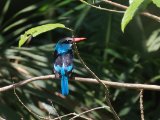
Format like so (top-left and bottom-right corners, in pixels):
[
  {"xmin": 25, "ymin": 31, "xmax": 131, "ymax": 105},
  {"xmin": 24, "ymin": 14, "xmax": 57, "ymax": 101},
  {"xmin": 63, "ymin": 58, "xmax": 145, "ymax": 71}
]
[{"xmin": 53, "ymin": 37, "xmax": 86, "ymax": 95}]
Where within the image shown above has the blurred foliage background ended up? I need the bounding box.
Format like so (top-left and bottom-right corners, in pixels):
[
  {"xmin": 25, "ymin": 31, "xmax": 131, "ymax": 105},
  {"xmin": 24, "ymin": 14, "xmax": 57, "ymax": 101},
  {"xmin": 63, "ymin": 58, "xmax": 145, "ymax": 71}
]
[{"xmin": 0, "ymin": 0, "xmax": 160, "ymax": 120}]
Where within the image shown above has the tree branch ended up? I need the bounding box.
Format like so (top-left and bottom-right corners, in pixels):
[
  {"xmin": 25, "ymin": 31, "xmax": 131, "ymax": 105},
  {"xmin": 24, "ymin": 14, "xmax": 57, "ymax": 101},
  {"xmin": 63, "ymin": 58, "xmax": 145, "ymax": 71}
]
[
  {"xmin": 0, "ymin": 75, "xmax": 54, "ymax": 92},
  {"xmin": 102, "ymin": 0, "xmax": 160, "ymax": 22},
  {"xmin": 1, "ymin": 75, "xmax": 160, "ymax": 93},
  {"xmin": 80, "ymin": 0, "xmax": 124, "ymax": 13},
  {"xmin": 80, "ymin": 0, "xmax": 160, "ymax": 23}
]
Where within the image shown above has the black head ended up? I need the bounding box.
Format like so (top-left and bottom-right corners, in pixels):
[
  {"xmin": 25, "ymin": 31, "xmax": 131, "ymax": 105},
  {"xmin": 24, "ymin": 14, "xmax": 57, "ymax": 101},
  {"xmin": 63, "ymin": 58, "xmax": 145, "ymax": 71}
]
[
  {"xmin": 58, "ymin": 37, "xmax": 86, "ymax": 44},
  {"xmin": 58, "ymin": 37, "xmax": 73, "ymax": 44}
]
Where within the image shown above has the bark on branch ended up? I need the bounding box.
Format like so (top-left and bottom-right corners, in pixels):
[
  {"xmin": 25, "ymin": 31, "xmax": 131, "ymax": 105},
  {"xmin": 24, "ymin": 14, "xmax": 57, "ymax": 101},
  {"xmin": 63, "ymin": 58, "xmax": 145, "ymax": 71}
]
[
  {"xmin": 0, "ymin": 75, "xmax": 160, "ymax": 92},
  {"xmin": 102, "ymin": 0, "xmax": 160, "ymax": 22}
]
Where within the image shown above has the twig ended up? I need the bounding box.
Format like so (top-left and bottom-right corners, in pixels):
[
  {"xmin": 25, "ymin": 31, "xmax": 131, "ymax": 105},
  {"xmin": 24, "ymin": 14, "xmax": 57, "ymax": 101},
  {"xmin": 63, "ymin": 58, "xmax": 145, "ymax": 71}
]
[
  {"xmin": 80, "ymin": 0, "xmax": 160, "ymax": 22},
  {"xmin": 52, "ymin": 112, "xmax": 91, "ymax": 120},
  {"xmin": 102, "ymin": 0, "xmax": 160, "ymax": 22},
  {"xmin": 48, "ymin": 100, "xmax": 61, "ymax": 120},
  {"xmin": 14, "ymin": 87, "xmax": 88, "ymax": 120},
  {"xmin": 13, "ymin": 86, "xmax": 48, "ymax": 120},
  {"xmin": 69, "ymin": 106, "xmax": 107, "ymax": 120},
  {"xmin": 1, "ymin": 76, "xmax": 160, "ymax": 93},
  {"xmin": 53, "ymin": 113, "xmax": 75, "ymax": 120},
  {"xmin": 102, "ymin": 0, "xmax": 127, "ymax": 9},
  {"xmin": 139, "ymin": 89, "xmax": 144, "ymax": 120},
  {"xmin": 14, "ymin": 88, "xmax": 90, "ymax": 120},
  {"xmin": 80, "ymin": 0, "xmax": 124, "ymax": 13},
  {"xmin": 72, "ymin": 36, "xmax": 120, "ymax": 120}
]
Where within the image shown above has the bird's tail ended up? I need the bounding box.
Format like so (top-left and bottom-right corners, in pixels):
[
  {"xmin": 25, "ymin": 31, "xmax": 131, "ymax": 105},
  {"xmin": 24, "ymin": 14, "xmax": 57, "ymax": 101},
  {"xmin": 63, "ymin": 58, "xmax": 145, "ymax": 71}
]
[{"xmin": 61, "ymin": 75, "xmax": 69, "ymax": 95}]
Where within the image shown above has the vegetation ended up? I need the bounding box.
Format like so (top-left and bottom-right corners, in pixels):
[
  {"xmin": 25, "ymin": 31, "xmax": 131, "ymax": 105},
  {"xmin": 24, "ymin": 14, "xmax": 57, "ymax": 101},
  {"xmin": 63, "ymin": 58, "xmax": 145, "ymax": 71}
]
[{"xmin": 0, "ymin": 0, "xmax": 160, "ymax": 119}]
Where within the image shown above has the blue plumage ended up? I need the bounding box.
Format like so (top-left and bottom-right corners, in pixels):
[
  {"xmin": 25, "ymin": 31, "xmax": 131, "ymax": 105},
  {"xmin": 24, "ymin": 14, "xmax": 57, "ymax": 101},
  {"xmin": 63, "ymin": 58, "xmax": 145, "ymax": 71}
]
[
  {"xmin": 61, "ymin": 75, "xmax": 69, "ymax": 95},
  {"xmin": 53, "ymin": 37, "xmax": 74, "ymax": 96},
  {"xmin": 53, "ymin": 37, "xmax": 86, "ymax": 95}
]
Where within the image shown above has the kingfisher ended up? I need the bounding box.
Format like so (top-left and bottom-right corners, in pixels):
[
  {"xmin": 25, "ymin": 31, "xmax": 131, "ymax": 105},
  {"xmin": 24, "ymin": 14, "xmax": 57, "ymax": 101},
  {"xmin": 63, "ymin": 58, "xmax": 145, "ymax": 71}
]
[{"xmin": 53, "ymin": 37, "xmax": 86, "ymax": 95}]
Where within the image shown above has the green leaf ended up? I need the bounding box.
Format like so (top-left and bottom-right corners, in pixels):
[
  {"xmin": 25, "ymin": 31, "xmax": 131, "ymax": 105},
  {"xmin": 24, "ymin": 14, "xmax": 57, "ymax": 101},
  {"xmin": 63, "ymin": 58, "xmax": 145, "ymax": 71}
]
[
  {"xmin": 121, "ymin": 0, "xmax": 151, "ymax": 32},
  {"xmin": 18, "ymin": 23, "xmax": 70, "ymax": 47},
  {"xmin": 0, "ymin": 34, "xmax": 5, "ymax": 45},
  {"xmin": 146, "ymin": 29, "xmax": 160, "ymax": 52},
  {"xmin": 119, "ymin": 107, "xmax": 131, "ymax": 116},
  {"xmin": 150, "ymin": 75, "xmax": 160, "ymax": 82},
  {"xmin": 152, "ymin": 0, "xmax": 160, "ymax": 8},
  {"xmin": 0, "ymin": 0, "xmax": 11, "ymax": 25},
  {"xmin": 129, "ymin": 0, "xmax": 134, "ymax": 5}
]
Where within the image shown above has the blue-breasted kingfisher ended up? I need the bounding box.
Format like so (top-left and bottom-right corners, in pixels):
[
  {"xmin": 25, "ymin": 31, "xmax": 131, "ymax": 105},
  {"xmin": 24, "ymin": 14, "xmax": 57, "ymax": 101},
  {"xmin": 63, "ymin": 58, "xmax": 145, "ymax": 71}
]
[{"xmin": 53, "ymin": 37, "xmax": 86, "ymax": 96}]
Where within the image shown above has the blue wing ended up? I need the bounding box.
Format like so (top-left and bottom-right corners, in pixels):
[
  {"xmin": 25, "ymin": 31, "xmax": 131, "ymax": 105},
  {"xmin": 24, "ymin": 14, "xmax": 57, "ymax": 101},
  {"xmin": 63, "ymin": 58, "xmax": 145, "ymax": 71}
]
[
  {"xmin": 54, "ymin": 51, "xmax": 73, "ymax": 75},
  {"xmin": 53, "ymin": 50, "xmax": 73, "ymax": 96}
]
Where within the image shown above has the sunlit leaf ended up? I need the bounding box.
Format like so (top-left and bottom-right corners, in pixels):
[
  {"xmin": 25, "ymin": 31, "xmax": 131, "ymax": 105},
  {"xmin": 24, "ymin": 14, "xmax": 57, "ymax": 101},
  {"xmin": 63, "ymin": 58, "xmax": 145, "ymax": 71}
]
[
  {"xmin": 18, "ymin": 23, "xmax": 68, "ymax": 47},
  {"xmin": 0, "ymin": 0, "xmax": 11, "ymax": 25},
  {"xmin": 150, "ymin": 75, "xmax": 160, "ymax": 82},
  {"xmin": 121, "ymin": 0, "xmax": 151, "ymax": 32},
  {"xmin": 152, "ymin": 0, "xmax": 160, "ymax": 8},
  {"xmin": 129, "ymin": 0, "xmax": 134, "ymax": 5},
  {"xmin": 146, "ymin": 29, "xmax": 160, "ymax": 52}
]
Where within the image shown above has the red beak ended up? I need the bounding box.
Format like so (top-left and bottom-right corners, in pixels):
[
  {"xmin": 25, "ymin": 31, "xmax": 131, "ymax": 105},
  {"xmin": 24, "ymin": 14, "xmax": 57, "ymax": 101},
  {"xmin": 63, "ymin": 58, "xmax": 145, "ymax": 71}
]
[{"xmin": 73, "ymin": 37, "xmax": 86, "ymax": 42}]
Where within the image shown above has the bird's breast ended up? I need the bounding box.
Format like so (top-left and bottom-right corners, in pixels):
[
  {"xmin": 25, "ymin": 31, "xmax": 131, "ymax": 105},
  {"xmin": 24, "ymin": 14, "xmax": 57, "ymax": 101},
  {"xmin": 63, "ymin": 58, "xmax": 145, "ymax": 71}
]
[{"xmin": 54, "ymin": 51, "xmax": 73, "ymax": 74}]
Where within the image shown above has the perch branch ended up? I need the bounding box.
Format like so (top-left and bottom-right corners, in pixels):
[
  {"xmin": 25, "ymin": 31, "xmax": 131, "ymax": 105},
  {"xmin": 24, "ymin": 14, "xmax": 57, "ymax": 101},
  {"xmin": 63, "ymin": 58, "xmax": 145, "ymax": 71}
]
[{"xmin": 1, "ymin": 75, "xmax": 160, "ymax": 92}]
